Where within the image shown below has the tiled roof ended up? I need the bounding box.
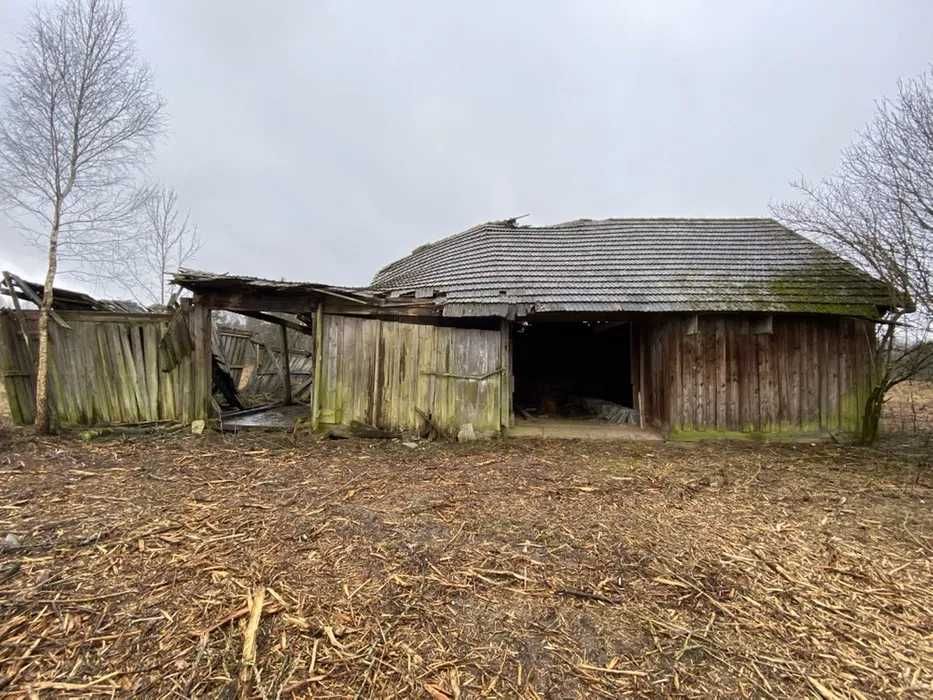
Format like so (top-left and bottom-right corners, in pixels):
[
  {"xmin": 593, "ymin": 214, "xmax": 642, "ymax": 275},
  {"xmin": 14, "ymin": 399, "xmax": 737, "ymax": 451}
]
[{"xmin": 370, "ymin": 218, "xmax": 893, "ymax": 317}]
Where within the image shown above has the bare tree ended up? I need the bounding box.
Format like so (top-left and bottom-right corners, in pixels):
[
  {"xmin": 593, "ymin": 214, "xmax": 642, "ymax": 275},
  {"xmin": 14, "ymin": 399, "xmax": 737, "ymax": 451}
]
[
  {"xmin": 774, "ymin": 68, "xmax": 933, "ymax": 444},
  {"xmin": 0, "ymin": 0, "xmax": 164, "ymax": 432},
  {"xmin": 123, "ymin": 186, "xmax": 200, "ymax": 306}
]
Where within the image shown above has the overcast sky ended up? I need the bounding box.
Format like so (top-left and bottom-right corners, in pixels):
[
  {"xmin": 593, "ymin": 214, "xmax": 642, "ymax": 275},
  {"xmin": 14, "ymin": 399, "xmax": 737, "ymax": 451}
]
[{"xmin": 1, "ymin": 0, "xmax": 932, "ymax": 296}]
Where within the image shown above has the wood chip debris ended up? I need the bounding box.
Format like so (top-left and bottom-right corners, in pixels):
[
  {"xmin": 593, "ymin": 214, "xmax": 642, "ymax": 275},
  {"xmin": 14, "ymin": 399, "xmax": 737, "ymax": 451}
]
[{"xmin": 0, "ymin": 426, "xmax": 930, "ymax": 697}]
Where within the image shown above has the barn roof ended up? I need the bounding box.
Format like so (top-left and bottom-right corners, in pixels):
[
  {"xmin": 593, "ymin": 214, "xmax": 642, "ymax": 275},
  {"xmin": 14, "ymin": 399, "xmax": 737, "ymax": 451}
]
[{"xmin": 371, "ymin": 218, "xmax": 894, "ymax": 317}]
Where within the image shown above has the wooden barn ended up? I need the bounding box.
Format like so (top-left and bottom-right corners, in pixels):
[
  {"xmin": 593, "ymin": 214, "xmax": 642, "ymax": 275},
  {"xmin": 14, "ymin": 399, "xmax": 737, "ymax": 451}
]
[{"xmin": 170, "ymin": 217, "xmax": 893, "ymax": 440}]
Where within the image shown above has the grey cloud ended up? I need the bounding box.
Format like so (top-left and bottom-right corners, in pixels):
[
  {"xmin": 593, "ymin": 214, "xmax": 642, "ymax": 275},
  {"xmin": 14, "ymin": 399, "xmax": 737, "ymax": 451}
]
[{"xmin": 1, "ymin": 0, "xmax": 932, "ymax": 292}]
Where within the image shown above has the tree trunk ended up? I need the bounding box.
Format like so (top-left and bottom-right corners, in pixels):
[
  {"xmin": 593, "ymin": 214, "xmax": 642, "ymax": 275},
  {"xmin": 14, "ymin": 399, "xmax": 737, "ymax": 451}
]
[
  {"xmin": 34, "ymin": 206, "xmax": 61, "ymax": 434},
  {"xmin": 857, "ymin": 385, "xmax": 885, "ymax": 446}
]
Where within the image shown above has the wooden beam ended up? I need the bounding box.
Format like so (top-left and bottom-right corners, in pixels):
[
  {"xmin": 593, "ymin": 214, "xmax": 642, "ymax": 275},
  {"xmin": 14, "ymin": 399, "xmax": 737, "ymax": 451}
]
[
  {"xmin": 57, "ymin": 311, "xmax": 172, "ymax": 323},
  {"xmin": 499, "ymin": 319, "xmax": 512, "ymax": 430},
  {"xmin": 638, "ymin": 321, "xmax": 646, "ymax": 429},
  {"xmin": 280, "ymin": 324, "xmax": 292, "ymax": 405},
  {"xmin": 197, "ymin": 290, "xmax": 319, "ymax": 314},
  {"xmin": 594, "ymin": 320, "xmax": 629, "ymax": 335},
  {"xmin": 230, "ymin": 309, "xmax": 313, "ymax": 336},
  {"xmin": 3, "ymin": 273, "xmax": 22, "ymax": 313},
  {"xmin": 3, "ymin": 272, "xmax": 31, "ymax": 351},
  {"xmin": 188, "ymin": 300, "xmax": 213, "ymax": 422},
  {"xmin": 5, "ymin": 271, "xmax": 72, "ymax": 330},
  {"xmin": 320, "ymin": 301, "xmax": 441, "ymax": 319},
  {"xmin": 2, "ymin": 310, "xmax": 173, "ymax": 324}
]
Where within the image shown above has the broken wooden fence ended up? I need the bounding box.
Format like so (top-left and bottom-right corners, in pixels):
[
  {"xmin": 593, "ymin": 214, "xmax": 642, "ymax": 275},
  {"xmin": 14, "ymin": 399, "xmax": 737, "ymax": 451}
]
[
  {"xmin": 0, "ymin": 308, "xmax": 208, "ymax": 427},
  {"xmin": 215, "ymin": 326, "xmax": 313, "ymax": 400}
]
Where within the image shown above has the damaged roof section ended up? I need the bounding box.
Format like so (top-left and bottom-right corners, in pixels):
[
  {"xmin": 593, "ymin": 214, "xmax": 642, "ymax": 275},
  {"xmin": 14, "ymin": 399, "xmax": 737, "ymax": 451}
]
[
  {"xmin": 173, "ymin": 269, "xmax": 380, "ymax": 305},
  {"xmin": 371, "ymin": 218, "xmax": 896, "ymax": 318},
  {"xmin": 1, "ymin": 271, "xmax": 147, "ymax": 313},
  {"xmin": 172, "ymin": 269, "xmax": 443, "ymax": 315}
]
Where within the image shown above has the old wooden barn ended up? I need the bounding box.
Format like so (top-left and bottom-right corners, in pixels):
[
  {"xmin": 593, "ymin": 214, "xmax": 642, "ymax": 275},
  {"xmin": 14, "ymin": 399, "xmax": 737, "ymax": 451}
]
[
  {"xmin": 168, "ymin": 217, "xmax": 892, "ymax": 439},
  {"xmin": 1, "ymin": 218, "xmax": 894, "ymax": 438}
]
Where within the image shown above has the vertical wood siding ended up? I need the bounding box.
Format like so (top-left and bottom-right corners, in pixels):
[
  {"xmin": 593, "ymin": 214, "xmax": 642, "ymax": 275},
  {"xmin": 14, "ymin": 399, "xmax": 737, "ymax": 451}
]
[
  {"xmin": 0, "ymin": 310, "xmax": 206, "ymax": 426},
  {"xmin": 317, "ymin": 314, "xmax": 504, "ymax": 435},
  {"xmin": 641, "ymin": 314, "xmax": 874, "ymax": 436}
]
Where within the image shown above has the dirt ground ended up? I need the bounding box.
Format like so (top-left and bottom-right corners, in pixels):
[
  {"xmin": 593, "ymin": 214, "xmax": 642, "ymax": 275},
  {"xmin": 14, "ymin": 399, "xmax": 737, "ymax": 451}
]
[{"xmin": 0, "ymin": 424, "xmax": 930, "ymax": 698}]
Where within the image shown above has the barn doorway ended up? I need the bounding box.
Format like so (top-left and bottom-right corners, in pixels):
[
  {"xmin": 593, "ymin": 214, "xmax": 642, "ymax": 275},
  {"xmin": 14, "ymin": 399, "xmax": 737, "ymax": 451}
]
[{"xmin": 511, "ymin": 320, "xmax": 652, "ymax": 438}]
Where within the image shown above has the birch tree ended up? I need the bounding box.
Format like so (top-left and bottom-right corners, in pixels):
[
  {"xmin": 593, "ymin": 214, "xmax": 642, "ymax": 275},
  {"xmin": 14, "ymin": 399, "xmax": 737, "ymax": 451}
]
[
  {"xmin": 774, "ymin": 68, "xmax": 933, "ymax": 444},
  {"xmin": 0, "ymin": 0, "xmax": 164, "ymax": 432}
]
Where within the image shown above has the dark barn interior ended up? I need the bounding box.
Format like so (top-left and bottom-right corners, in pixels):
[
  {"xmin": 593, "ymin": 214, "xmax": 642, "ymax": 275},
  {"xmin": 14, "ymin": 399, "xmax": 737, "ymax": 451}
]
[{"xmin": 512, "ymin": 321, "xmax": 633, "ymax": 417}]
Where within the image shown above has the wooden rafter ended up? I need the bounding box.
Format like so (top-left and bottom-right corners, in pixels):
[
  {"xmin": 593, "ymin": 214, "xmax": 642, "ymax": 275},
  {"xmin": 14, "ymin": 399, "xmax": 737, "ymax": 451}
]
[{"xmin": 228, "ymin": 309, "xmax": 314, "ymax": 336}]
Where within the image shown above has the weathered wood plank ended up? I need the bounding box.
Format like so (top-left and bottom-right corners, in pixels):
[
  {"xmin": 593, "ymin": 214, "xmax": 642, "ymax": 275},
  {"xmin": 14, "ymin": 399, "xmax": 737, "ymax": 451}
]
[
  {"xmin": 726, "ymin": 321, "xmax": 739, "ymax": 428},
  {"xmin": 371, "ymin": 318, "xmax": 384, "ymax": 427},
  {"xmin": 756, "ymin": 331, "xmax": 773, "ymax": 431},
  {"xmin": 704, "ymin": 319, "xmax": 717, "ymax": 428},
  {"xmin": 715, "ymin": 319, "xmax": 726, "ymax": 429},
  {"xmin": 311, "ymin": 304, "xmax": 324, "ymax": 429},
  {"xmin": 118, "ymin": 324, "xmax": 143, "ymax": 422},
  {"xmin": 323, "ymin": 314, "xmax": 341, "ymax": 423},
  {"xmin": 279, "ymin": 324, "xmax": 292, "ymax": 405},
  {"xmin": 641, "ymin": 313, "xmax": 874, "ymax": 437}
]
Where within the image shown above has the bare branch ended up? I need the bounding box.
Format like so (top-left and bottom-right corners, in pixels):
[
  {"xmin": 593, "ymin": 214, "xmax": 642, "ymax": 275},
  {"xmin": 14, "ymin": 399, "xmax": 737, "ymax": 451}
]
[
  {"xmin": 773, "ymin": 67, "xmax": 933, "ymax": 443},
  {"xmin": 114, "ymin": 185, "xmax": 201, "ymax": 306}
]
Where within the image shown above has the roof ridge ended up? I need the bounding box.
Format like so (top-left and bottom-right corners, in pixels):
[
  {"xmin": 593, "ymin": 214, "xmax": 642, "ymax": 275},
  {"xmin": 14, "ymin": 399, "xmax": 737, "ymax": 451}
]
[
  {"xmin": 487, "ymin": 216, "xmax": 782, "ymax": 230},
  {"xmin": 580, "ymin": 216, "xmax": 775, "ymax": 221}
]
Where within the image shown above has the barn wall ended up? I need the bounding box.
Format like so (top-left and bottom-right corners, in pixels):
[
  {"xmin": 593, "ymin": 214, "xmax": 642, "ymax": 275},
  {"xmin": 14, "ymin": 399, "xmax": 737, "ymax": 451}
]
[
  {"xmin": 641, "ymin": 314, "xmax": 875, "ymax": 436},
  {"xmin": 316, "ymin": 313, "xmax": 505, "ymax": 435},
  {"xmin": 0, "ymin": 308, "xmax": 208, "ymax": 427}
]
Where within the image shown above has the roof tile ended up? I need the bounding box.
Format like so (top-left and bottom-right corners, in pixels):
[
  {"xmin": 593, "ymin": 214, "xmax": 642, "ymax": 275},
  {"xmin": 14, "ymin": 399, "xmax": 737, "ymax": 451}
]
[{"xmin": 371, "ymin": 218, "xmax": 892, "ymax": 316}]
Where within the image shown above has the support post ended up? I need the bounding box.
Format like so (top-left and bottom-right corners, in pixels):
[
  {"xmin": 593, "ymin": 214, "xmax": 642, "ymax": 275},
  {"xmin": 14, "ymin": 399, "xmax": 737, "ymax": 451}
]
[
  {"xmin": 189, "ymin": 297, "xmax": 213, "ymax": 422},
  {"xmin": 630, "ymin": 321, "xmax": 646, "ymax": 429},
  {"xmin": 499, "ymin": 319, "xmax": 513, "ymax": 430},
  {"xmin": 280, "ymin": 324, "xmax": 292, "ymax": 405},
  {"xmin": 311, "ymin": 304, "xmax": 324, "ymax": 430}
]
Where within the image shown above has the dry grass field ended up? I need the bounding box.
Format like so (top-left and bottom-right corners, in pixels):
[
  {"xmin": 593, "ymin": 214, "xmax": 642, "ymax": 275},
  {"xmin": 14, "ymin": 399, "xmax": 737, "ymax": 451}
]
[
  {"xmin": 0, "ymin": 426, "xmax": 930, "ymax": 698},
  {"xmin": 884, "ymin": 380, "xmax": 933, "ymax": 434}
]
